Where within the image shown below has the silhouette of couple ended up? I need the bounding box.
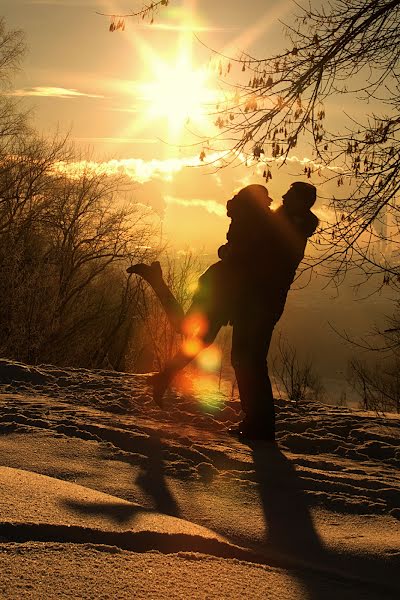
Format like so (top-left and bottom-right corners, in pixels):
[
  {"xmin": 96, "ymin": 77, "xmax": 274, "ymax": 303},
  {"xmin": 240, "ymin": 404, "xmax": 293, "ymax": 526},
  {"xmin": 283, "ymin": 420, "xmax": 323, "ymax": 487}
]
[{"xmin": 128, "ymin": 182, "xmax": 318, "ymax": 442}]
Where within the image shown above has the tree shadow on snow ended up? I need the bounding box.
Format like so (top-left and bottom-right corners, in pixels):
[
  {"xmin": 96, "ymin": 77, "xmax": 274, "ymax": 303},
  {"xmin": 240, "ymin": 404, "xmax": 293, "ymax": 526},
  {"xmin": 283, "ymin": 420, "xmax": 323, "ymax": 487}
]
[{"xmin": 62, "ymin": 499, "xmax": 145, "ymax": 524}]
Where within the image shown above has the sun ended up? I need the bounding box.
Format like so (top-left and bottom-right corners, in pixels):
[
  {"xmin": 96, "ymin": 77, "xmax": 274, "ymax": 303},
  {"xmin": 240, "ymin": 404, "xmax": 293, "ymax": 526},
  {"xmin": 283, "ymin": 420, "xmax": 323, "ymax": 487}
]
[{"xmin": 138, "ymin": 54, "xmax": 216, "ymax": 136}]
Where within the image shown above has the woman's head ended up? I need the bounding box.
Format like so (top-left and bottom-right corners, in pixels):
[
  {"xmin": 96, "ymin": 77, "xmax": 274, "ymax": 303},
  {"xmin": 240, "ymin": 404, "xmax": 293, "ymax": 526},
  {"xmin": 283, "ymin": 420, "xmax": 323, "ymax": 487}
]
[{"xmin": 227, "ymin": 184, "xmax": 272, "ymax": 220}]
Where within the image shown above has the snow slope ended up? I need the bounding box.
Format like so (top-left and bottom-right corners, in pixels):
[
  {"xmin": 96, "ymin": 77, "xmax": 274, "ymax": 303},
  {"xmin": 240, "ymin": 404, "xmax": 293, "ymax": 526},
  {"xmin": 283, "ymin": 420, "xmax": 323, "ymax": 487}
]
[{"xmin": 0, "ymin": 359, "xmax": 399, "ymax": 599}]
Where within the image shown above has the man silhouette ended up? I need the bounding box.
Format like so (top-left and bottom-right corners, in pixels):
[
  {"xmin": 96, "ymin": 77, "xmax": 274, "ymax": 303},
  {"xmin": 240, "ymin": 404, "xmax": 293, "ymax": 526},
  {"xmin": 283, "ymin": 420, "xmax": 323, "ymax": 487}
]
[
  {"xmin": 228, "ymin": 182, "xmax": 318, "ymax": 441},
  {"xmin": 128, "ymin": 182, "xmax": 318, "ymax": 442}
]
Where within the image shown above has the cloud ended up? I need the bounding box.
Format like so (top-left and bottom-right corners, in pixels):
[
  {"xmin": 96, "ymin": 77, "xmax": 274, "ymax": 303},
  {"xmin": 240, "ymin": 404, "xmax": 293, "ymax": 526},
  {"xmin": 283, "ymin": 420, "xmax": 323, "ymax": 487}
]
[
  {"xmin": 249, "ymin": 153, "xmax": 343, "ymax": 176},
  {"xmin": 131, "ymin": 180, "xmax": 167, "ymax": 218},
  {"xmin": 165, "ymin": 195, "xmax": 226, "ymax": 217},
  {"xmin": 7, "ymin": 87, "xmax": 104, "ymax": 99},
  {"xmin": 53, "ymin": 152, "xmax": 227, "ymax": 184},
  {"xmin": 25, "ymin": 1, "xmax": 91, "ymax": 5},
  {"xmin": 51, "ymin": 149, "xmax": 339, "ymax": 245},
  {"xmin": 74, "ymin": 137, "xmax": 158, "ymax": 145}
]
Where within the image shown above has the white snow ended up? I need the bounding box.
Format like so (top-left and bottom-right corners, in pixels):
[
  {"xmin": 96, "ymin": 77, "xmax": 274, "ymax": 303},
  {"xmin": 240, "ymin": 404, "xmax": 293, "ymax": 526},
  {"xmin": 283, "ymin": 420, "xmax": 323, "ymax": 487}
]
[{"xmin": 0, "ymin": 359, "xmax": 399, "ymax": 599}]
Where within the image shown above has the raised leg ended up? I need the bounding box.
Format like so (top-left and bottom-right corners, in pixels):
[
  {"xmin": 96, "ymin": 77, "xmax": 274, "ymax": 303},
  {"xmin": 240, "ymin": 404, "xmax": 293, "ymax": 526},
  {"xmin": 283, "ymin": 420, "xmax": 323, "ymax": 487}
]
[
  {"xmin": 127, "ymin": 261, "xmax": 185, "ymax": 332},
  {"xmin": 128, "ymin": 261, "xmax": 224, "ymax": 407}
]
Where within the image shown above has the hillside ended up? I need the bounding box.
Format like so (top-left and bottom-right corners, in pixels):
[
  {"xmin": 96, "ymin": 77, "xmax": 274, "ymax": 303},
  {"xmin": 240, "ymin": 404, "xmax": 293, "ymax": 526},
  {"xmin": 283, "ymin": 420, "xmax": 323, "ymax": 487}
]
[{"xmin": 0, "ymin": 359, "xmax": 399, "ymax": 599}]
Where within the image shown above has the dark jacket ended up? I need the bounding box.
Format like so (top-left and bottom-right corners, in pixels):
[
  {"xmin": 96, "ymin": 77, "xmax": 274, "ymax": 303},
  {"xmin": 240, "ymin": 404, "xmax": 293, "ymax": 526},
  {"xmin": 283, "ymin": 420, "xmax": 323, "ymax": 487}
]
[{"xmin": 218, "ymin": 205, "xmax": 319, "ymax": 319}]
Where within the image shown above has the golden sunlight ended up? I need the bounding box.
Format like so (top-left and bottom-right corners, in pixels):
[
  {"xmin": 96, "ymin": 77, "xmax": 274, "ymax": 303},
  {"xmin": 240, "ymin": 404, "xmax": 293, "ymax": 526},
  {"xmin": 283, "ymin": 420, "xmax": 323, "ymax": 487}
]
[{"xmin": 138, "ymin": 54, "xmax": 216, "ymax": 135}]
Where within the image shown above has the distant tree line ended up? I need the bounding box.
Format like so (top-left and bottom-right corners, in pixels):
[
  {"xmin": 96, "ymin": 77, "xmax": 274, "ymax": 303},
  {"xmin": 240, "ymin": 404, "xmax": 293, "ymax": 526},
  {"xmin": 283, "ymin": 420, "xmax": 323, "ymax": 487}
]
[{"xmin": 0, "ymin": 18, "xmax": 167, "ymax": 370}]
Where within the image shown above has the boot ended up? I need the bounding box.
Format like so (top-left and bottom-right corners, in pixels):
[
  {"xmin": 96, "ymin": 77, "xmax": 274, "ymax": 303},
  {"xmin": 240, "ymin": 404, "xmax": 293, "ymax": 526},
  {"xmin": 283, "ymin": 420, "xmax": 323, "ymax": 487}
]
[
  {"xmin": 127, "ymin": 261, "xmax": 184, "ymax": 332},
  {"xmin": 126, "ymin": 260, "xmax": 163, "ymax": 287}
]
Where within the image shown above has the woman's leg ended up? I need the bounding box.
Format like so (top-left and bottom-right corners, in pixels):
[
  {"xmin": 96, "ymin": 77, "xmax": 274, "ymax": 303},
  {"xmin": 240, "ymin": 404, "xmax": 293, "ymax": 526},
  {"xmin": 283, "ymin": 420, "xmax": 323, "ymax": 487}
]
[
  {"xmin": 127, "ymin": 261, "xmax": 223, "ymax": 406},
  {"xmin": 127, "ymin": 261, "xmax": 185, "ymax": 332}
]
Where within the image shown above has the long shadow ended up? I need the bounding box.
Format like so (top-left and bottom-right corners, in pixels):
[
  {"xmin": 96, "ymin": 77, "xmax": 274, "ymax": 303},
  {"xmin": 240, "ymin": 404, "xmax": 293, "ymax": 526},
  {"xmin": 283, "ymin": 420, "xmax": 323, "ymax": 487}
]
[
  {"xmin": 62, "ymin": 499, "xmax": 145, "ymax": 524},
  {"xmin": 135, "ymin": 432, "xmax": 181, "ymax": 517},
  {"xmin": 63, "ymin": 432, "xmax": 180, "ymax": 524},
  {"xmin": 252, "ymin": 445, "xmax": 322, "ymax": 556},
  {"xmin": 251, "ymin": 443, "xmax": 397, "ymax": 600}
]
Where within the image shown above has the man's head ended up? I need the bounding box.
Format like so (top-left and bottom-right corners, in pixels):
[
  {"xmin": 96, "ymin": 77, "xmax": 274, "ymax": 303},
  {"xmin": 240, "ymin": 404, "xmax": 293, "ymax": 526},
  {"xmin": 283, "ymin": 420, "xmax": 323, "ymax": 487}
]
[
  {"xmin": 282, "ymin": 182, "xmax": 317, "ymax": 213},
  {"xmin": 227, "ymin": 184, "xmax": 272, "ymax": 219}
]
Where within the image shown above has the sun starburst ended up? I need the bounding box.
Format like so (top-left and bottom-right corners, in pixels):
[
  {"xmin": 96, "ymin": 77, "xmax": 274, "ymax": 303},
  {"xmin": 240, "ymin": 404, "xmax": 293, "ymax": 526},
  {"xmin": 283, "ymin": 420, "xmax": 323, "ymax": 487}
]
[{"xmin": 138, "ymin": 55, "xmax": 215, "ymax": 136}]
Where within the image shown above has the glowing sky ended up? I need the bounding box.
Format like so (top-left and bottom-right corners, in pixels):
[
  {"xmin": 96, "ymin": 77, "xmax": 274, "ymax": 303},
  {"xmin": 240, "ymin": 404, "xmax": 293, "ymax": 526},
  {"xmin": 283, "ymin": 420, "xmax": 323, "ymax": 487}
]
[
  {"xmin": 2, "ymin": 1, "xmax": 396, "ymax": 396},
  {"xmin": 3, "ymin": 0, "xmax": 334, "ymax": 251}
]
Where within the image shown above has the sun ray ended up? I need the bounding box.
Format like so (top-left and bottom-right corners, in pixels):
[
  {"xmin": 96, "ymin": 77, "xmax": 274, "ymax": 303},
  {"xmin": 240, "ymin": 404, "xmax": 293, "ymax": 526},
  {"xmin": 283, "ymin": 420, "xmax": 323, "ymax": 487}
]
[
  {"xmin": 102, "ymin": 0, "xmax": 293, "ymax": 158},
  {"xmin": 220, "ymin": 1, "xmax": 293, "ymax": 60},
  {"xmin": 102, "ymin": 1, "xmax": 221, "ymax": 150}
]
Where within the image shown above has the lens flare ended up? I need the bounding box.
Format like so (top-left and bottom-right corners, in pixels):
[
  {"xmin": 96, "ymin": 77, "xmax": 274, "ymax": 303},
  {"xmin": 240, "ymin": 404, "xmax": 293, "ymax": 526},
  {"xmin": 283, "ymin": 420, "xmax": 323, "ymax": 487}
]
[
  {"xmin": 192, "ymin": 374, "xmax": 225, "ymax": 413},
  {"xmin": 182, "ymin": 312, "xmax": 209, "ymax": 337},
  {"xmin": 182, "ymin": 337, "xmax": 204, "ymax": 358},
  {"xmin": 173, "ymin": 369, "xmax": 225, "ymax": 414},
  {"xmin": 196, "ymin": 345, "xmax": 221, "ymax": 373},
  {"xmin": 174, "ymin": 370, "xmax": 195, "ymax": 396}
]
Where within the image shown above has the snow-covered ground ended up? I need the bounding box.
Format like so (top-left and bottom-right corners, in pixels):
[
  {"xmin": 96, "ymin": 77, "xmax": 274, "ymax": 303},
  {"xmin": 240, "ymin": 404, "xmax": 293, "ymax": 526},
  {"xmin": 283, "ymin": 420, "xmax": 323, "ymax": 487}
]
[{"xmin": 0, "ymin": 359, "xmax": 399, "ymax": 599}]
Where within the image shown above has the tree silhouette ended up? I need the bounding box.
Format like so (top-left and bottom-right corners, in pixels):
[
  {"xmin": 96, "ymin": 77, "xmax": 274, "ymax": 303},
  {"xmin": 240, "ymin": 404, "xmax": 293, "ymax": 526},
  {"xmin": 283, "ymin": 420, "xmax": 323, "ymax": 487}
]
[
  {"xmin": 0, "ymin": 18, "xmax": 28, "ymax": 146},
  {"xmin": 102, "ymin": 1, "xmax": 400, "ymax": 286},
  {"xmin": 0, "ymin": 19, "xmax": 156, "ymax": 368},
  {"xmin": 96, "ymin": 1, "xmax": 170, "ymax": 29},
  {"xmin": 217, "ymin": 0, "xmax": 400, "ymax": 287}
]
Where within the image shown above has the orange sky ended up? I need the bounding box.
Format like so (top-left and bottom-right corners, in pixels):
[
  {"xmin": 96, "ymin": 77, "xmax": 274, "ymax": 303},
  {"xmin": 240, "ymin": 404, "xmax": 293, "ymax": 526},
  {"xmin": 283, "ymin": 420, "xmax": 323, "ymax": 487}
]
[
  {"xmin": 2, "ymin": 0, "xmax": 397, "ymax": 393},
  {"xmin": 3, "ymin": 0, "xmax": 351, "ymax": 251}
]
